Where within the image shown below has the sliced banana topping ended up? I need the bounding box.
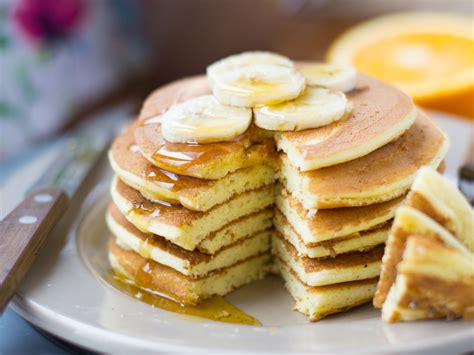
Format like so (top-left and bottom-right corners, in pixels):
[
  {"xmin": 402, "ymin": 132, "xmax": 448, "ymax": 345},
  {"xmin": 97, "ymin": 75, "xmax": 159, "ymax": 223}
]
[
  {"xmin": 211, "ymin": 64, "xmax": 305, "ymax": 108},
  {"xmin": 300, "ymin": 63, "xmax": 356, "ymax": 92},
  {"xmin": 161, "ymin": 95, "xmax": 252, "ymax": 143},
  {"xmin": 207, "ymin": 51, "xmax": 293, "ymax": 86},
  {"xmin": 254, "ymin": 87, "xmax": 347, "ymax": 131}
]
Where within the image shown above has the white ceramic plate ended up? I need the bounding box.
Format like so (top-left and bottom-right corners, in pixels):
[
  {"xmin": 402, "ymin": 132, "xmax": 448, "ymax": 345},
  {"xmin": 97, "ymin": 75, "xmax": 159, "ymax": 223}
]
[{"xmin": 10, "ymin": 113, "xmax": 474, "ymax": 354}]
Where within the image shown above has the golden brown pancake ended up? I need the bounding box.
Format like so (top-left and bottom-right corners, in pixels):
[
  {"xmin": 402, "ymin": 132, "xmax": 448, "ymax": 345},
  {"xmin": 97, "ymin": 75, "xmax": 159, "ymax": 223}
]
[
  {"xmin": 406, "ymin": 167, "xmax": 474, "ymax": 251},
  {"xmin": 109, "ymin": 238, "xmax": 270, "ymax": 305},
  {"xmin": 139, "ymin": 76, "xmax": 211, "ymax": 122},
  {"xmin": 110, "ymin": 123, "xmax": 276, "ymax": 211},
  {"xmin": 275, "ymin": 186, "xmax": 404, "ymax": 244},
  {"xmin": 374, "ymin": 207, "xmax": 471, "ymax": 309},
  {"xmin": 274, "ymin": 209, "xmax": 390, "ymax": 258},
  {"xmin": 135, "ymin": 75, "xmax": 275, "ymax": 179},
  {"xmin": 111, "ymin": 177, "xmax": 274, "ymax": 251},
  {"xmin": 381, "ymin": 234, "xmax": 474, "ymax": 322},
  {"xmin": 276, "ymin": 74, "xmax": 416, "ymax": 171},
  {"xmin": 279, "ymin": 111, "xmax": 449, "ymax": 209},
  {"xmin": 272, "ymin": 233, "xmax": 384, "ymax": 286},
  {"xmin": 107, "ymin": 203, "xmax": 271, "ymax": 277},
  {"xmin": 275, "ymin": 258, "xmax": 379, "ymax": 321}
]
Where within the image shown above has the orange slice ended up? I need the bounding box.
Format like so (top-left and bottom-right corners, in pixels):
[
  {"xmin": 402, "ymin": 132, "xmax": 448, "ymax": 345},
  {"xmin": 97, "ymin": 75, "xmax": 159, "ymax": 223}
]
[{"xmin": 327, "ymin": 12, "xmax": 474, "ymax": 118}]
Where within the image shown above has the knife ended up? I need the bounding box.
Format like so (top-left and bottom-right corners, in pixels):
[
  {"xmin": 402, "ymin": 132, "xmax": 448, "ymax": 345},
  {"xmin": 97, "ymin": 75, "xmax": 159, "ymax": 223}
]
[{"xmin": 0, "ymin": 111, "xmax": 127, "ymax": 313}]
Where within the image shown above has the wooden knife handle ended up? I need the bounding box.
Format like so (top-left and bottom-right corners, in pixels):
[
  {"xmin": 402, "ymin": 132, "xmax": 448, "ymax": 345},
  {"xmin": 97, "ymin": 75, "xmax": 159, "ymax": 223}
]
[{"xmin": 0, "ymin": 188, "xmax": 68, "ymax": 313}]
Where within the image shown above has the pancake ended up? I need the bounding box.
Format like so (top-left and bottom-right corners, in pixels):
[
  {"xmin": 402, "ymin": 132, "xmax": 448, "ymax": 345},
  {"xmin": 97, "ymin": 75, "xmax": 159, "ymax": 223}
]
[
  {"xmin": 139, "ymin": 76, "xmax": 211, "ymax": 122},
  {"xmin": 272, "ymin": 233, "xmax": 383, "ymax": 286},
  {"xmin": 374, "ymin": 206, "xmax": 471, "ymax": 309},
  {"xmin": 275, "ymin": 258, "xmax": 378, "ymax": 321},
  {"xmin": 407, "ymin": 167, "xmax": 474, "ymax": 251},
  {"xmin": 198, "ymin": 208, "xmax": 273, "ymax": 254},
  {"xmin": 275, "ymin": 186, "xmax": 403, "ymax": 244},
  {"xmin": 109, "ymin": 238, "xmax": 270, "ymax": 306},
  {"xmin": 382, "ymin": 234, "xmax": 474, "ymax": 322},
  {"xmin": 279, "ymin": 111, "xmax": 449, "ymax": 209},
  {"xmin": 135, "ymin": 75, "xmax": 275, "ymax": 180},
  {"xmin": 274, "ymin": 209, "xmax": 389, "ymax": 258},
  {"xmin": 276, "ymin": 74, "xmax": 417, "ymax": 171},
  {"xmin": 111, "ymin": 177, "xmax": 274, "ymax": 251},
  {"xmin": 109, "ymin": 123, "xmax": 276, "ymax": 211},
  {"xmin": 107, "ymin": 203, "xmax": 271, "ymax": 277}
]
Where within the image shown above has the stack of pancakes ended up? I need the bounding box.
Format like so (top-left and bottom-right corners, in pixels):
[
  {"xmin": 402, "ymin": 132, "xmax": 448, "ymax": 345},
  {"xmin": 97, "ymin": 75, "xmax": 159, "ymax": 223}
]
[
  {"xmin": 271, "ymin": 75, "xmax": 449, "ymax": 320},
  {"xmin": 106, "ymin": 72, "xmax": 449, "ymax": 319},
  {"xmin": 107, "ymin": 77, "xmax": 277, "ymax": 305}
]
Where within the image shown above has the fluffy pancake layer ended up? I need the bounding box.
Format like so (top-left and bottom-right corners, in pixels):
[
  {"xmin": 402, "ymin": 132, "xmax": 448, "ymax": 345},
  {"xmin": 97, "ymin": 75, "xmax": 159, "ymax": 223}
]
[
  {"xmin": 110, "ymin": 123, "xmax": 277, "ymax": 211},
  {"xmin": 275, "ymin": 259, "xmax": 378, "ymax": 321},
  {"xmin": 278, "ymin": 111, "xmax": 448, "ymax": 209},
  {"xmin": 111, "ymin": 177, "xmax": 274, "ymax": 251},
  {"xmin": 272, "ymin": 233, "xmax": 384, "ymax": 286},
  {"xmin": 276, "ymin": 75, "xmax": 416, "ymax": 171},
  {"xmin": 107, "ymin": 203, "xmax": 271, "ymax": 277},
  {"xmin": 382, "ymin": 235, "xmax": 474, "ymax": 322},
  {"xmin": 274, "ymin": 209, "xmax": 390, "ymax": 258},
  {"xmin": 275, "ymin": 186, "xmax": 403, "ymax": 244},
  {"xmin": 109, "ymin": 238, "xmax": 270, "ymax": 305},
  {"xmin": 374, "ymin": 206, "xmax": 472, "ymax": 309},
  {"xmin": 407, "ymin": 167, "xmax": 474, "ymax": 251}
]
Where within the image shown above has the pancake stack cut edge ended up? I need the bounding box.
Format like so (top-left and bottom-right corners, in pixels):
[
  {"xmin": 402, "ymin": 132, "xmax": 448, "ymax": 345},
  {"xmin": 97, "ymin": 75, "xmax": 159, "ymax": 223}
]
[
  {"xmin": 374, "ymin": 168, "xmax": 474, "ymax": 322},
  {"xmin": 105, "ymin": 54, "xmax": 456, "ymax": 322}
]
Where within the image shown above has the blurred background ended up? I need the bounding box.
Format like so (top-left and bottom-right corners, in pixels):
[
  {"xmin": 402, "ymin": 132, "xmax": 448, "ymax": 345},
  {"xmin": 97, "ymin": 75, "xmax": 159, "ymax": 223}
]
[{"xmin": 0, "ymin": 0, "xmax": 472, "ymax": 166}]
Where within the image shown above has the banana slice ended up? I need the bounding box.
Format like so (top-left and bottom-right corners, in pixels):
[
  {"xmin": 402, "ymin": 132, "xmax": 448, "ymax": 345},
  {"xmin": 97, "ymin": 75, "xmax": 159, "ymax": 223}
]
[
  {"xmin": 254, "ymin": 87, "xmax": 347, "ymax": 131},
  {"xmin": 211, "ymin": 64, "xmax": 305, "ymax": 107},
  {"xmin": 207, "ymin": 51, "xmax": 293, "ymax": 86},
  {"xmin": 161, "ymin": 95, "xmax": 252, "ymax": 143},
  {"xmin": 300, "ymin": 63, "xmax": 357, "ymax": 92}
]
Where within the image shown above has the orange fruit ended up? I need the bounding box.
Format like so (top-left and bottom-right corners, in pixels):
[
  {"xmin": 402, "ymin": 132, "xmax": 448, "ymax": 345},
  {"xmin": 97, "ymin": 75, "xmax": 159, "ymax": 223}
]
[{"xmin": 327, "ymin": 12, "xmax": 474, "ymax": 118}]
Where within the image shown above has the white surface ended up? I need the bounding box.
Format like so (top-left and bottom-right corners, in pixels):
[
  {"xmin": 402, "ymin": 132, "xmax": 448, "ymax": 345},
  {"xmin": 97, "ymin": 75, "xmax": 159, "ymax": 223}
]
[{"xmin": 5, "ymin": 113, "xmax": 474, "ymax": 353}]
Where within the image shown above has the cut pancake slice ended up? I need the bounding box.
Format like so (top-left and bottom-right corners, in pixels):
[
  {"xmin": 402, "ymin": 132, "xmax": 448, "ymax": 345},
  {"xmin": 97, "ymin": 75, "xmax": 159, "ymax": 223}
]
[
  {"xmin": 274, "ymin": 209, "xmax": 389, "ymax": 258},
  {"xmin": 382, "ymin": 234, "xmax": 474, "ymax": 322},
  {"xmin": 198, "ymin": 208, "xmax": 273, "ymax": 254},
  {"xmin": 134, "ymin": 76, "xmax": 275, "ymax": 179},
  {"xmin": 407, "ymin": 167, "xmax": 474, "ymax": 251},
  {"xmin": 109, "ymin": 238, "xmax": 270, "ymax": 306},
  {"xmin": 275, "ymin": 186, "xmax": 403, "ymax": 244},
  {"xmin": 107, "ymin": 203, "xmax": 271, "ymax": 277},
  {"xmin": 276, "ymin": 74, "xmax": 417, "ymax": 171},
  {"xmin": 272, "ymin": 233, "xmax": 383, "ymax": 286},
  {"xmin": 109, "ymin": 124, "xmax": 276, "ymax": 211},
  {"xmin": 374, "ymin": 206, "xmax": 472, "ymax": 309},
  {"xmin": 279, "ymin": 111, "xmax": 448, "ymax": 209},
  {"xmin": 275, "ymin": 259, "xmax": 378, "ymax": 321},
  {"xmin": 111, "ymin": 177, "xmax": 275, "ymax": 251}
]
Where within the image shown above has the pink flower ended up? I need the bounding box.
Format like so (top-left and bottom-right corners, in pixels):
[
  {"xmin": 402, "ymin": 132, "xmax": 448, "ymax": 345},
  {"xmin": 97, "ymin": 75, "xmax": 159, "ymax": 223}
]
[{"xmin": 13, "ymin": 0, "xmax": 86, "ymax": 44}]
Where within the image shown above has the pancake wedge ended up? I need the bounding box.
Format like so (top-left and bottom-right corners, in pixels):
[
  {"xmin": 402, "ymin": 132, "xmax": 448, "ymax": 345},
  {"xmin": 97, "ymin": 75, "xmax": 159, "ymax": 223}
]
[
  {"xmin": 110, "ymin": 239, "xmax": 270, "ymax": 306},
  {"xmin": 276, "ymin": 75, "xmax": 417, "ymax": 171},
  {"xmin": 407, "ymin": 167, "xmax": 474, "ymax": 251},
  {"xmin": 109, "ymin": 124, "xmax": 276, "ymax": 211},
  {"xmin": 275, "ymin": 186, "xmax": 403, "ymax": 244},
  {"xmin": 272, "ymin": 234, "xmax": 383, "ymax": 286},
  {"xmin": 275, "ymin": 259, "xmax": 378, "ymax": 321},
  {"xmin": 279, "ymin": 112, "xmax": 448, "ymax": 209},
  {"xmin": 111, "ymin": 177, "xmax": 274, "ymax": 251},
  {"xmin": 382, "ymin": 235, "xmax": 474, "ymax": 322},
  {"xmin": 274, "ymin": 209, "xmax": 389, "ymax": 258},
  {"xmin": 374, "ymin": 206, "xmax": 471, "ymax": 308},
  {"xmin": 107, "ymin": 203, "xmax": 271, "ymax": 277}
]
